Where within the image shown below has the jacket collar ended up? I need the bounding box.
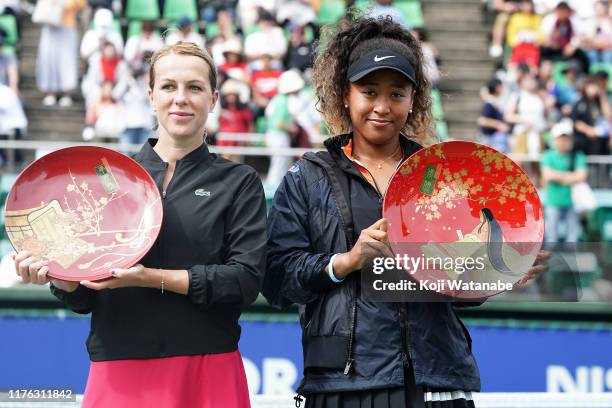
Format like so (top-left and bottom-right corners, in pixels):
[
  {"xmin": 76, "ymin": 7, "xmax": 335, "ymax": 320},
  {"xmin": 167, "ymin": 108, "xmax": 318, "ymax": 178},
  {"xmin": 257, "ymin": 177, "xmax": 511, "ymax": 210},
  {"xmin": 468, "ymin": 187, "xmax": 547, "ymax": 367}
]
[
  {"xmin": 134, "ymin": 138, "xmax": 212, "ymax": 166},
  {"xmin": 320, "ymin": 133, "xmax": 423, "ymax": 173},
  {"xmin": 324, "ymin": 132, "xmax": 422, "ymax": 154}
]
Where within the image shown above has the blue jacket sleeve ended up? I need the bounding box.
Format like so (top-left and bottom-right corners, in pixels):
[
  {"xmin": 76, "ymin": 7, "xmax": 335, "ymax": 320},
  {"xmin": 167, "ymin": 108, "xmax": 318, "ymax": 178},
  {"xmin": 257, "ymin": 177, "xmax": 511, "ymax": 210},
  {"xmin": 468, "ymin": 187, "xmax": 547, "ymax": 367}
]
[{"xmin": 264, "ymin": 164, "xmax": 338, "ymax": 308}]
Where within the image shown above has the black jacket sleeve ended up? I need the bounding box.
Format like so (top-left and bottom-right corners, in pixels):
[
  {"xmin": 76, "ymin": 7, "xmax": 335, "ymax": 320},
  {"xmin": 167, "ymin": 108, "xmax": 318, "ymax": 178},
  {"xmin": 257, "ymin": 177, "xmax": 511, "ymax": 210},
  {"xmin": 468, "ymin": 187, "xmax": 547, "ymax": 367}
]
[
  {"xmin": 187, "ymin": 169, "xmax": 267, "ymax": 309},
  {"xmin": 264, "ymin": 163, "xmax": 337, "ymax": 308},
  {"xmin": 49, "ymin": 283, "xmax": 96, "ymax": 314}
]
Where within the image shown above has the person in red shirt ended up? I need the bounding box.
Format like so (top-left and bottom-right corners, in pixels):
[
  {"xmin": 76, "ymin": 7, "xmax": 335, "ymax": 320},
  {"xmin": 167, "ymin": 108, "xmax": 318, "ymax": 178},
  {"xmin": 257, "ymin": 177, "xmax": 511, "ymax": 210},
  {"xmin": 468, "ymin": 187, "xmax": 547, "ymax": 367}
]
[
  {"xmin": 219, "ymin": 38, "xmax": 250, "ymax": 83},
  {"xmin": 250, "ymin": 53, "xmax": 282, "ymax": 117},
  {"xmin": 218, "ymin": 79, "xmax": 254, "ymax": 147}
]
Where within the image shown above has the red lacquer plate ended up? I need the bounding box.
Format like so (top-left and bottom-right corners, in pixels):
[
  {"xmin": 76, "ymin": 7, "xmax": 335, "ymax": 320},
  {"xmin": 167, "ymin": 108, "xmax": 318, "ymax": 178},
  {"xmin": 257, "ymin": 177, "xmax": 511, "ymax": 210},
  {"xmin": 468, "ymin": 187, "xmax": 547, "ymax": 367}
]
[
  {"xmin": 382, "ymin": 141, "xmax": 544, "ymax": 299},
  {"xmin": 4, "ymin": 146, "xmax": 163, "ymax": 281}
]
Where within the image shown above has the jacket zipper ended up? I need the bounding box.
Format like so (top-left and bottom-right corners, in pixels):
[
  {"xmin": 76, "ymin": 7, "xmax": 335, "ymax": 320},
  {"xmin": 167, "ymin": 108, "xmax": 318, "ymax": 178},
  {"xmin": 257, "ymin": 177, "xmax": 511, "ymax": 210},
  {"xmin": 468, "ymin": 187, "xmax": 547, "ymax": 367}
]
[
  {"xmin": 359, "ymin": 159, "xmax": 412, "ymax": 368},
  {"xmin": 343, "ymin": 279, "xmax": 357, "ymax": 375},
  {"xmin": 162, "ymin": 161, "xmax": 180, "ymax": 200},
  {"xmin": 158, "ymin": 161, "xmax": 169, "ymax": 263},
  {"xmin": 340, "ymin": 161, "xmax": 400, "ymax": 375},
  {"xmin": 399, "ymin": 302, "xmax": 413, "ymax": 366},
  {"xmin": 354, "ymin": 156, "xmax": 404, "ymax": 204},
  {"xmin": 157, "ymin": 161, "xmax": 170, "ymax": 356}
]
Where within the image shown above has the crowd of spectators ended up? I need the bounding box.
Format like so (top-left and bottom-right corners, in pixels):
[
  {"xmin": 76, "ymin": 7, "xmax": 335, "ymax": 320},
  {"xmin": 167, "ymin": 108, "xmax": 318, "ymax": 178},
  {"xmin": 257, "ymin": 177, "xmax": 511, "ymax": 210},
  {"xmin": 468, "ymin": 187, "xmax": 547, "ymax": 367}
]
[
  {"xmin": 0, "ymin": 0, "xmax": 26, "ymax": 142},
  {"xmin": 0, "ymin": 0, "xmax": 439, "ymax": 183},
  {"xmin": 481, "ymin": 0, "xmax": 612, "ymax": 242},
  {"xmin": 481, "ymin": 0, "xmax": 612, "ymax": 156}
]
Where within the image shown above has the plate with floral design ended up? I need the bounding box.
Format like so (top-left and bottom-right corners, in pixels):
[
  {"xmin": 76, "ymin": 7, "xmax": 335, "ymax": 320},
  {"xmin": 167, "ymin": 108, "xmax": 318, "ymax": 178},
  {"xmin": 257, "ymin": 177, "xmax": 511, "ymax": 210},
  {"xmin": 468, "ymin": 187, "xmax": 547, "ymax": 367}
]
[
  {"xmin": 382, "ymin": 141, "xmax": 544, "ymax": 298},
  {"xmin": 4, "ymin": 146, "xmax": 163, "ymax": 281}
]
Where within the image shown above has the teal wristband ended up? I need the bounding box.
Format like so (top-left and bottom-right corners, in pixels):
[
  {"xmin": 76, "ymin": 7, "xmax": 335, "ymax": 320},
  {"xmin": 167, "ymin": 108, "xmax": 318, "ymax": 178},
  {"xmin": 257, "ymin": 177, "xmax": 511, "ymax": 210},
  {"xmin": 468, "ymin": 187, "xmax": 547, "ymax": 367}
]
[{"xmin": 328, "ymin": 253, "xmax": 344, "ymax": 283}]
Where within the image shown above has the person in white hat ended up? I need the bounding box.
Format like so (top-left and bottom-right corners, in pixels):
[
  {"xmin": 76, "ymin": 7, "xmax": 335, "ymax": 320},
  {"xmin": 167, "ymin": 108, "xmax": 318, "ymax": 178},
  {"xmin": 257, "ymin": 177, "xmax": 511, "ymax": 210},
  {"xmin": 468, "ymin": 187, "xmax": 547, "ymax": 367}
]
[
  {"xmin": 80, "ymin": 8, "xmax": 124, "ymax": 62},
  {"xmin": 165, "ymin": 16, "xmax": 205, "ymax": 49},
  {"xmin": 219, "ymin": 38, "xmax": 249, "ymax": 83},
  {"xmin": 541, "ymin": 119, "xmax": 588, "ymax": 242},
  {"xmin": 264, "ymin": 70, "xmax": 305, "ymax": 187},
  {"xmin": 218, "ymin": 79, "xmax": 254, "ymax": 153}
]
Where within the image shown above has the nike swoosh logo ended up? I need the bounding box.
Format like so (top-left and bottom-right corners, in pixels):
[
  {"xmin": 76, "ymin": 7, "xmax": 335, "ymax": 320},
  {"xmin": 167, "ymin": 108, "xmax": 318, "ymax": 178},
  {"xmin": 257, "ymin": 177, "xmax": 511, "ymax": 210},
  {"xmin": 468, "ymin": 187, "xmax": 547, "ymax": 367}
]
[{"xmin": 374, "ymin": 55, "xmax": 395, "ymax": 62}]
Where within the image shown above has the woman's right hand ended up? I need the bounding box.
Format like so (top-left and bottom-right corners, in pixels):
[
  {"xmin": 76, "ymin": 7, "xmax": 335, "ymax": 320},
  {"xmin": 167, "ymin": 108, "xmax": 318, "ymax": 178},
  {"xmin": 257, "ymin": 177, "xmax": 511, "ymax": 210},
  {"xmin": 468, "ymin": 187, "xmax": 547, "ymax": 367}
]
[
  {"xmin": 331, "ymin": 219, "xmax": 392, "ymax": 280},
  {"xmin": 13, "ymin": 251, "xmax": 79, "ymax": 292}
]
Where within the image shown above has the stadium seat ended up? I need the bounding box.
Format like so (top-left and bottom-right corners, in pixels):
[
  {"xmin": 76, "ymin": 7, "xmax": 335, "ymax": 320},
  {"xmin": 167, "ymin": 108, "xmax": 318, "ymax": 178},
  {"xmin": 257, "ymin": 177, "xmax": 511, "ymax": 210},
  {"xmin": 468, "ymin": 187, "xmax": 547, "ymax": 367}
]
[
  {"xmin": 128, "ymin": 20, "xmax": 143, "ymax": 38},
  {"xmin": 602, "ymin": 220, "xmax": 612, "ymax": 267},
  {"xmin": 316, "ymin": 0, "xmax": 346, "ymax": 26},
  {"xmin": 590, "ymin": 62, "xmax": 612, "ymax": 92},
  {"xmin": 431, "ymin": 89, "xmax": 444, "ymax": 121},
  {"xmin": 243, "ymin": 25, "xmax": 260, "ymax": 37},
  {"xmin": 395, "ymin": 2, "xmax": 424, "ymax": 28},
  {"xmin": 1, "ymin": 46, "xmax": 15, "ymax": 56},
  {"xmin": 551, "ymin": 61, "xmax": 570, "ymax": 86},
  {"xmin": 586, "ymin": 193, "xmax": 612, "ymax": 240},
  {"xmin": 604, "ymin": 220, "xmax": 612, "ymax": 241},
  {"xmin": 91, "ymin": 18, "xmax": 123, "ymax": 40},
  {"xmin": 125, "ymin": 0, "xmax": 160, "ymax": 21},
  {"xmin": 163, "ymin": 0, "xmax": 198, "ymax": 22},
  {"xmin": 205, "ymin": 22, "xmax": 218, "ymax": 39},
  {"xmin": 0, "ymin": 14, "xmax": 18, "ymax": 47},
  {"xmin": 304, "ymin": 25, "xmax": 315, "ymax": 43},
  {"xmin": 436, "ymin": 121, "xmax": 449, "ymax": 140},
  {"xmin": 354, "ymin": 0, "xmax": 371, "ymax": 12},
  {"xmin": 0, "ymin": 239, "xmax": 11, "ymax": 256},
  {"xmin": 170, "ymin": 20, "xmax": 199, "ymax": 33},
  {"xmin": 205, "ymin": 22, "xmax": 239, "ymax": 40},
  {"xmin": 256, "ymin": 116, "xmax": 267, "ymax": 134},
  {"xmin": 127, "ymin": 20, "xmax": 162, "ymax": 38}
]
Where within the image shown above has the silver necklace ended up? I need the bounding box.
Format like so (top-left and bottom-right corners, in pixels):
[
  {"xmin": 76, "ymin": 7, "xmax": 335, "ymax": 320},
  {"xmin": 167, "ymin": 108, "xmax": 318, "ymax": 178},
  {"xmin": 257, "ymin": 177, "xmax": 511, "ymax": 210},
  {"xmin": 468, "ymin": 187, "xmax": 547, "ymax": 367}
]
[{"xmin": 354, "ymin": 144, "xmax": 402, "ymax": 169}]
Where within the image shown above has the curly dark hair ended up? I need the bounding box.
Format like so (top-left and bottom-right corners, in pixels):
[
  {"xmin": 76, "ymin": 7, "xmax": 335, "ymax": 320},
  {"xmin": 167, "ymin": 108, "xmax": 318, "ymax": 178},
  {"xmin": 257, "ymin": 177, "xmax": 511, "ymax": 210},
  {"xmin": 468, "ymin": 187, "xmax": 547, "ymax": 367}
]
[{"xmin": 312, "ymin": 11, "xmax": 434, "ymax": 145}]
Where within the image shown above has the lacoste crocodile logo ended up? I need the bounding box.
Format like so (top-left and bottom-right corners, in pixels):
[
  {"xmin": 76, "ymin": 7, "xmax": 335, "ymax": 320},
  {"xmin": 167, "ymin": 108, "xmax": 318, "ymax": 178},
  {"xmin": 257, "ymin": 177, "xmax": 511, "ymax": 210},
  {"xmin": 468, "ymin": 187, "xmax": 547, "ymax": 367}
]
[{"xmin": 194, "ymin": 189, "xmax": 211, "ymax": 197}]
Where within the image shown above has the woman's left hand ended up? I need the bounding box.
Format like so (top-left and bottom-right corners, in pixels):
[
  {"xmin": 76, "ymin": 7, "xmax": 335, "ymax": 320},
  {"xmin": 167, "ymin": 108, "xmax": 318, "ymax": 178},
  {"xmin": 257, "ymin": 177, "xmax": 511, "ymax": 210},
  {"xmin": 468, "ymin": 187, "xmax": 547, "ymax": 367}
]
[
  {"xmin": 80, "ymin": 264, "xmax": 158, "ymax": 290},
  {"xmin": 514, "ymin": 250, "xmax": 551, "ymax": 288}
]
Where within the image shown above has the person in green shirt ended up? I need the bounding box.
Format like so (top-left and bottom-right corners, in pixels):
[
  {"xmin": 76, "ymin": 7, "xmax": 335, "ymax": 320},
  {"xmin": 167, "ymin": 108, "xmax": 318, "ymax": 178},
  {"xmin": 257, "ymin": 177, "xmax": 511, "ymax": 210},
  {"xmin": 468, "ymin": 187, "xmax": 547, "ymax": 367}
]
[
  {"xmin": 541, "ymin": 119, "xmax": 588, "ymax": 242},
  {"xmin": 264, "ymin": 69, "xmax": 305, "ymax": 187}
]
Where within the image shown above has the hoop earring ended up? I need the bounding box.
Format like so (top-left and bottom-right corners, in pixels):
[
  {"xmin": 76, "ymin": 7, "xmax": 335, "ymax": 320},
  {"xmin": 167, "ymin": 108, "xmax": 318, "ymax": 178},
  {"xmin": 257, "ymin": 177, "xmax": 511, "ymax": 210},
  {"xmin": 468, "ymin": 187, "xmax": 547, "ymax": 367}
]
[{"xmin": 203, "ymin": 130, "xmax": 208, "ymax": 144}]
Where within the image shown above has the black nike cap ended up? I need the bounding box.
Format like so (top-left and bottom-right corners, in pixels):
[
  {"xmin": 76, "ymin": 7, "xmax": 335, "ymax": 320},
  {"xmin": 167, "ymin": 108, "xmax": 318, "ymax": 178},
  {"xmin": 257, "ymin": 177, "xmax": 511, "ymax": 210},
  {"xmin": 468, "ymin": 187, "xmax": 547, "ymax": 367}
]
[{"xmin": 346, "ymin": 48, "xmax": 417, "ymax": 85}]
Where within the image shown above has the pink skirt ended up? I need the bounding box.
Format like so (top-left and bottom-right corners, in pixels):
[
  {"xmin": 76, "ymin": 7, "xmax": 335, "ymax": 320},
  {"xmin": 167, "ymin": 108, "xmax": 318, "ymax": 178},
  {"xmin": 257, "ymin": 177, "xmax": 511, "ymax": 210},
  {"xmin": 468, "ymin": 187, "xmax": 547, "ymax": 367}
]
[{"xmin": 82, "ymin": 350, "xmax": 251, "ymax": 408}]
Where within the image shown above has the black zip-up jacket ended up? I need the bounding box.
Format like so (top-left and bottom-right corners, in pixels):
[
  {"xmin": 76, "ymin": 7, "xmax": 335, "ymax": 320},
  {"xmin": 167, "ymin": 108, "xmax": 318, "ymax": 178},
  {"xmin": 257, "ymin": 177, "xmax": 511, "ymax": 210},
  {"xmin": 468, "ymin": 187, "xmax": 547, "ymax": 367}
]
[
  {"xmin": 51, "ymin": 140, "xmax": 267, "ymax": 361},
  {"xmin": 264, "ymin": 134, "xmax": 481, "ymax": 393}
]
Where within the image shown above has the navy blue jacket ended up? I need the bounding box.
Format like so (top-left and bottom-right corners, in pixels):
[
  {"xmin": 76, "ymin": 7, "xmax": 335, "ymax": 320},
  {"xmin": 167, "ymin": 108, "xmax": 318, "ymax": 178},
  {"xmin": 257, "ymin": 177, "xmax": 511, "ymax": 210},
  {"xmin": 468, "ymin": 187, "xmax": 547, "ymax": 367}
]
[{"xmin": 264, "ymin": 134, "xmax": 481, "ymax": 394}]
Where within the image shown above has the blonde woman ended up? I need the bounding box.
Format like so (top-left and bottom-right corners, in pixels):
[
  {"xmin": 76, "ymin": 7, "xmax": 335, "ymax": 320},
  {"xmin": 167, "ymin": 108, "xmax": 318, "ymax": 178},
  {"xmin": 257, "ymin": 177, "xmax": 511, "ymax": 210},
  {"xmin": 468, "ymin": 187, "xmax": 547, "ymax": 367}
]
[{"xmin": 15, "ymin": 42, "xmax": 266, "ymax": 407}]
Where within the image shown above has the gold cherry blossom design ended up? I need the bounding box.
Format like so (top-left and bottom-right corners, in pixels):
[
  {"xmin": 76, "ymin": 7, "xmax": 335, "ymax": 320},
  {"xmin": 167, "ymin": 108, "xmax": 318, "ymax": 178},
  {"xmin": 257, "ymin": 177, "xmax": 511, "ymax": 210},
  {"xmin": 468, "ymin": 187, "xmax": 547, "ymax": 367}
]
[{"xmin": 413, "ymin": 145, "xmax": 537, "ymax": 221}]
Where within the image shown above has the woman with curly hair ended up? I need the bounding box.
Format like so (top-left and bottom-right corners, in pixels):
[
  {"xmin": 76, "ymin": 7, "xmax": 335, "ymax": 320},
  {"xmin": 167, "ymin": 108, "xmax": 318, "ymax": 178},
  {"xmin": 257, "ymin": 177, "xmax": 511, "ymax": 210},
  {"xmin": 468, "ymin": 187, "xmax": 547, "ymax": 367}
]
[{"xmin": 263, "ymin": 12, "xmax": 482, "ymax": 407}]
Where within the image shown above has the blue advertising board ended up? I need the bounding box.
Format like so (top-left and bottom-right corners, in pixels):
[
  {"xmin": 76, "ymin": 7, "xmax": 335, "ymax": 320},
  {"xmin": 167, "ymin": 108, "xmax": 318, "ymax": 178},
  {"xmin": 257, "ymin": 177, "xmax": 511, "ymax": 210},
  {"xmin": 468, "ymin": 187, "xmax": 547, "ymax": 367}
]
[{"xmin": 1, "ymin": 316, "xmax": 611, "ymax": 394}]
